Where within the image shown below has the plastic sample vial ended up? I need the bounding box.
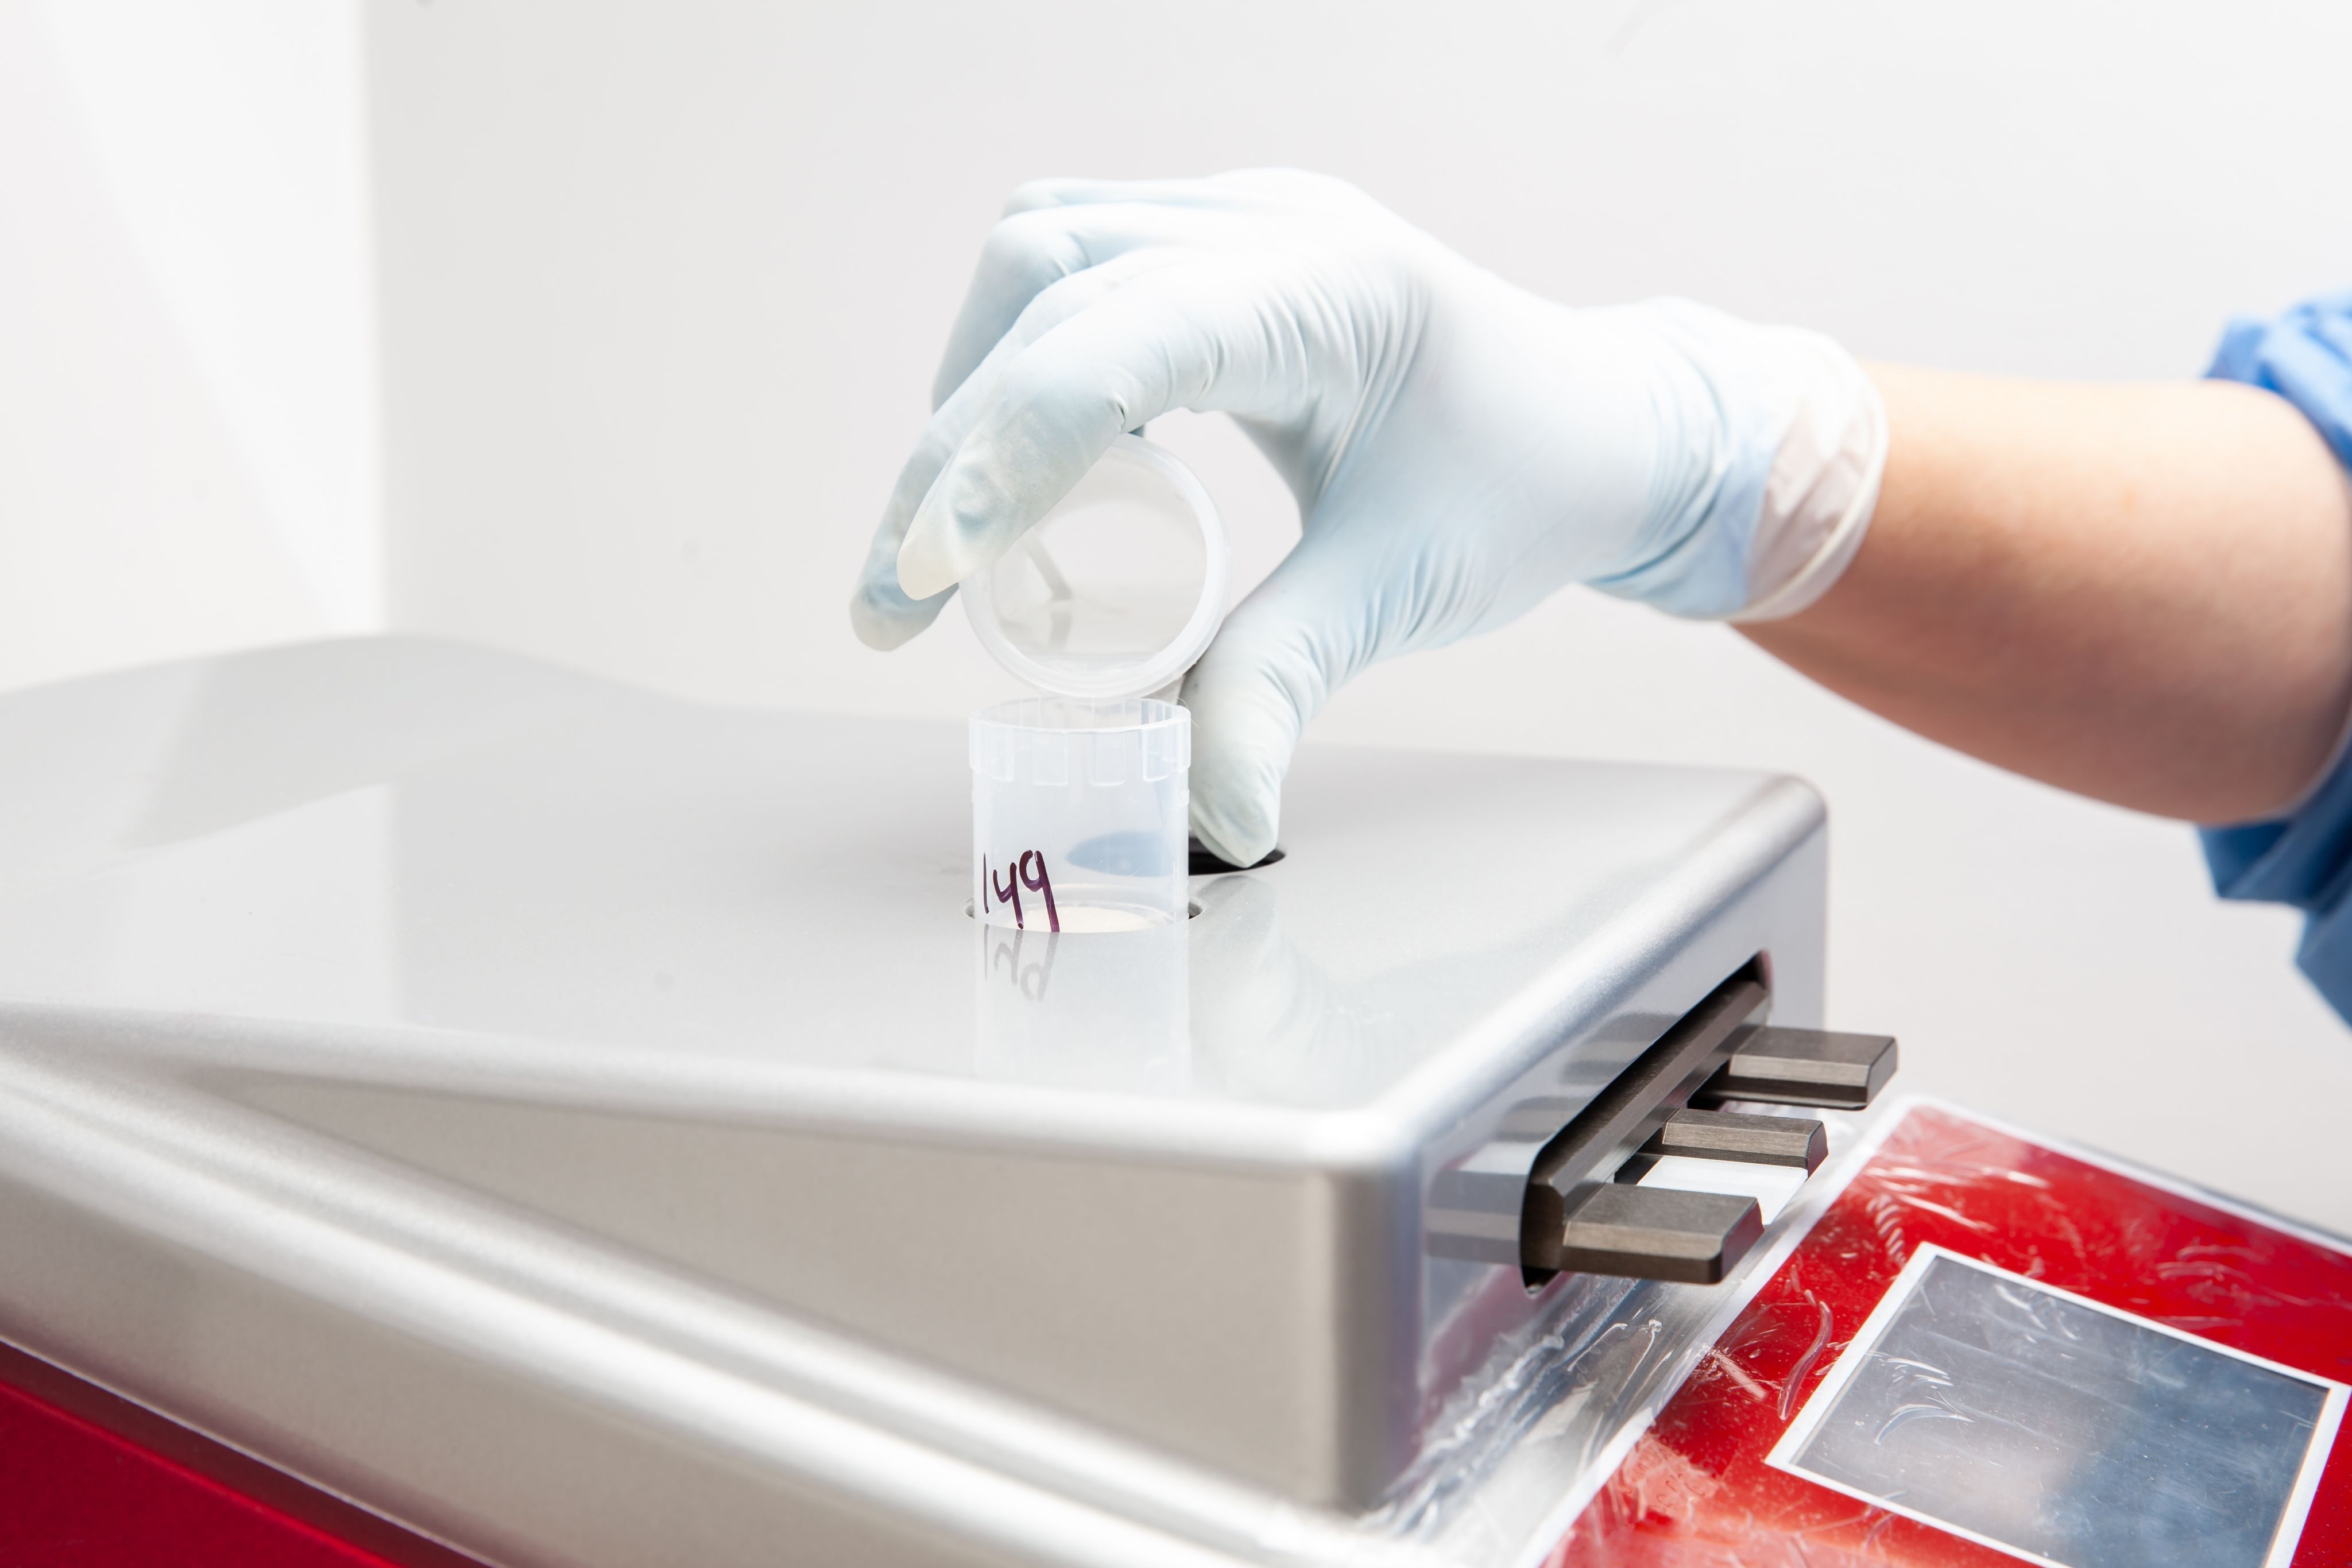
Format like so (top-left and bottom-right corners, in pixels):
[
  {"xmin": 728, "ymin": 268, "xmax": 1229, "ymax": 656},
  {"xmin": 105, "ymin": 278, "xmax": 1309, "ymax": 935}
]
[{"xmin": 964, "ymin": 436, "xmax": 1227, "ymax": 932}]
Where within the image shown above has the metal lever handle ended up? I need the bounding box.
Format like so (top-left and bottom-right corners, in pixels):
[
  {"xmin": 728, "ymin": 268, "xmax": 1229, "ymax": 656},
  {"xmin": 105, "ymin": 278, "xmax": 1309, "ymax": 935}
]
[
  {"xmin": 1555, "ymin": 1184, "xmax": 1764, "ymax": 1284},
  {"xmin": 1513, "ymin": 962, "xmax": 1898, "ymax": 1284},
  {"xmin": 1642, "ymin": 1106, "xmax": 1827, "ymax": 1171},
  {"xmin": 1521, "ymin": 970, "xmax": 1771, "ymax": 1283},
  {"xmin": 1541, "ymin": 1110, "xmax": 1819, "ymax": 1281},
  {"xmin": 1692, "ymin": 1027, "xmax": 1898, "ymax": 1111}
]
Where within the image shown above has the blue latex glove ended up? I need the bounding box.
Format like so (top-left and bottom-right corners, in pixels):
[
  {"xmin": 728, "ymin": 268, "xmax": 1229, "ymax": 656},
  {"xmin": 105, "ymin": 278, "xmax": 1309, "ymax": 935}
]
[{"xmin": 852, "ymin": 171, "xmax": 1885, "ymax": 866}]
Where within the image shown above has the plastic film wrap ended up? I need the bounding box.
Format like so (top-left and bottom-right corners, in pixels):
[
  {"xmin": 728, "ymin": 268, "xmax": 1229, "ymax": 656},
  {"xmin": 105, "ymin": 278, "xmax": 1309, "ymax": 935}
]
[{"xmin": 1546, "ymin": 1102, "xmax": 2352, "ymax": 1567}]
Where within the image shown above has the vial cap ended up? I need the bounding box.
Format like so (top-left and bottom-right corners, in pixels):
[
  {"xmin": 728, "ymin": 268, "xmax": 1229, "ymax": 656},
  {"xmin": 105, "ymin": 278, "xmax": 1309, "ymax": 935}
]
[{"xmin": 961, "ymin": 436, "xmax": 1229, "ymax": 700}]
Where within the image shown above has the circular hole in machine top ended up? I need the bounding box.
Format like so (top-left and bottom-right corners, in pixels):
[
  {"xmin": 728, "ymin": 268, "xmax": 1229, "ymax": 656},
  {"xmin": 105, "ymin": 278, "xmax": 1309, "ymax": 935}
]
[
  {"xmin": 965, "ymin": 900, "xmax": 1204, "ymax": 921},
  {"xmin": 1186, "ymin": 838, "xmax": 1286, "ymax": 876}
]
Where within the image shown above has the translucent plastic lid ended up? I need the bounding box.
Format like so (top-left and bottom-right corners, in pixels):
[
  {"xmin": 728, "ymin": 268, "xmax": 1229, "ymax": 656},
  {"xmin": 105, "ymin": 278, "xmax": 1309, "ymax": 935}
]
[{"xmin": 961, "ymin": 436, "xmax": 1229, "ymax": 700}]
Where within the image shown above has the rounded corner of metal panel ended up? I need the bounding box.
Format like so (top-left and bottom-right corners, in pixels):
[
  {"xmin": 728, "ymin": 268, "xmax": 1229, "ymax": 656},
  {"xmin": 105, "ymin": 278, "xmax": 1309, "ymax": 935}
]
[
  {"xmin": 1758, "ymin": 772, "xmax": 1829, "ymax": 837},
  {"xmin": 1291, "ymin": 1105, "xmax": 1429, "ymax": 1181}
]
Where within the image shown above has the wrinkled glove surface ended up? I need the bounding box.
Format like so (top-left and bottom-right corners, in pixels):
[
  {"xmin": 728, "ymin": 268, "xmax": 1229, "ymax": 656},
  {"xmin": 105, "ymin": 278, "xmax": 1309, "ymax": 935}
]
[{"xmin": 852, "ymin": 170, "xmax": 1875, "ymax": 866}]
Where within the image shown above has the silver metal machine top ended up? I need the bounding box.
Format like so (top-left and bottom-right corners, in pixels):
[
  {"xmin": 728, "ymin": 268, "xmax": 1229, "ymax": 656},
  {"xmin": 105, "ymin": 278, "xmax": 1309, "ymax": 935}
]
[{"xmin": 0, "ymin": 637, "xmax": 1833, "ymax": 1566}]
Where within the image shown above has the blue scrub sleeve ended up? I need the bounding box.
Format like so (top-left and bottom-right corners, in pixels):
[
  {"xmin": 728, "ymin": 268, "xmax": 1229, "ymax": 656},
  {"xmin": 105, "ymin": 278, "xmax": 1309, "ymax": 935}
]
[{"xmin": 2200, "ymin": 290, "xmax": 2352, "ymax": 1020}]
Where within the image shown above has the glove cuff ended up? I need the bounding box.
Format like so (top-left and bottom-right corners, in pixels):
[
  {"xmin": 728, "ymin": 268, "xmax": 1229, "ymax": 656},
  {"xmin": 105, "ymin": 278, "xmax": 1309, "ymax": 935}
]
[
  {"xmin": 1725, "ymin": 335, "xmax": 1887, "ymax": 624},
  {"xmin": 1583, "ymin": 304, "xmax": 1886, "ymax": 621}
]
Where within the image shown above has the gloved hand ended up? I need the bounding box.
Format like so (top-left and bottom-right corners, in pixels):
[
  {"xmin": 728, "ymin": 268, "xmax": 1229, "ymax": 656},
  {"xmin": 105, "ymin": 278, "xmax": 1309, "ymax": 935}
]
[{"xmin": 851, "ymin": 169, "xmax": 1885, "ymax": 866}]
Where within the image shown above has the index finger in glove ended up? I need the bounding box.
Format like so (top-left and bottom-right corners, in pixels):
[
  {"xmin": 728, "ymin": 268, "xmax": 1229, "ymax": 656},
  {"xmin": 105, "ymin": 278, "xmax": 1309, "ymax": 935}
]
[
  {"xmin": 1179, "ymin": 511, "xmax": 1411, "ymax": 868},
  {"xmin": 931, "ymin": 195, "xmax": 1242, "ymax": 408},
  {"xmin": 895, "ymin": 258, "xmax": 1306, "ymax": 601},
  {"xmin": 851, "ymin": 247, "xmax": 1179, "ymax": 650}
]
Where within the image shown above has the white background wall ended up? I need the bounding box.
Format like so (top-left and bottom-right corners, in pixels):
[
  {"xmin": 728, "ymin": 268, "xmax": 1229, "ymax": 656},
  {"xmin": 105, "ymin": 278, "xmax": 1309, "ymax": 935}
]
[
  {"xmin": 10, "ymin": 0, "xmax": 2352, "ymax": 1229},
  {"xmin": 0, "ymin": 0, "xmax": 378, "ymax": 686}
]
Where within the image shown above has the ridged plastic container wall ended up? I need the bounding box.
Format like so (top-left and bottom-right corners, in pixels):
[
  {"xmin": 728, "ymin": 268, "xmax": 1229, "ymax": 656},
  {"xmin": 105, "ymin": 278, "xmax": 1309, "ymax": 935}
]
[{"xmin": 969, "ymin": 697, "xmax": 1190, "ymax": 933}]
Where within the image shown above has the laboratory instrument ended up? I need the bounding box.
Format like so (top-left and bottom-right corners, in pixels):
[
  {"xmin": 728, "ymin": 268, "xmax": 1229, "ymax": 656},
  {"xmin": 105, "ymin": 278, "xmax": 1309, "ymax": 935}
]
[{"xmin": 0, "ymin": 637, "xmax": 2338, "ymax": 1568}]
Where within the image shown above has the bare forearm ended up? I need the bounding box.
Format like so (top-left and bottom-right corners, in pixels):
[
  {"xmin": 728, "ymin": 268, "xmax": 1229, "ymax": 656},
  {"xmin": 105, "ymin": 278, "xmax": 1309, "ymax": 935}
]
[{"xmin": 1743, "ymin": 366, "xmax": 2352, "ymax": 822}]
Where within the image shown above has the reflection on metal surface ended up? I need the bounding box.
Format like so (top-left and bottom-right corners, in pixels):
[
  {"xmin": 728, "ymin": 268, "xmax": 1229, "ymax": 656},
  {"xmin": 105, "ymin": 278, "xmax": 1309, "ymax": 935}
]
[{"xmin": 976, "ymin": 919, "xmax": 1190, "ymax": 1091}]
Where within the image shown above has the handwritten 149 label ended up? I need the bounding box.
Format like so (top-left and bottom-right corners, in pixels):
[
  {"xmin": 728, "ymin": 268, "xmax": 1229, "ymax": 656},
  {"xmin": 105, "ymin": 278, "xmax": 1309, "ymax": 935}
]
[{"xmin": 980, "ymin": 850, "xmax": 1060, "ymax": 932}]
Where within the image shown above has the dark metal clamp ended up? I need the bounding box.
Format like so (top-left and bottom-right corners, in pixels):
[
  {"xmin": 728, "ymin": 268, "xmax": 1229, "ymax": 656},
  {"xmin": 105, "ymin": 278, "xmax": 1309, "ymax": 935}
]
[{"xmin": 1520, "ymin": 969, "xmax": 1897, "ymax": 1286}]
